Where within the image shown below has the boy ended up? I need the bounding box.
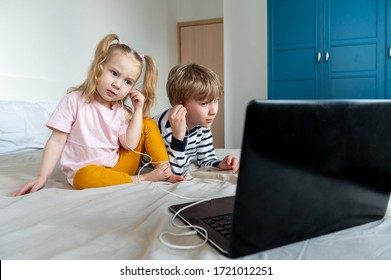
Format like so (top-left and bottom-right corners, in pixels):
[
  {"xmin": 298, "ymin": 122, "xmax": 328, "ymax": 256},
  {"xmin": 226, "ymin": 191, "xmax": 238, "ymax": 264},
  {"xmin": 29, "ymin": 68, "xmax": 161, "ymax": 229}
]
[{"xmin": 154, "ymin": 63, "xmax": 239, "ymax": 176}]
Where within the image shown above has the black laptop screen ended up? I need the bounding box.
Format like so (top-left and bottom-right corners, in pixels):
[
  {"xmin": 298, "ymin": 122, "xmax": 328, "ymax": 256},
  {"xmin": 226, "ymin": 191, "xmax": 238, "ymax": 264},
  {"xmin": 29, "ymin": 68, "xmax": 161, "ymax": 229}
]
[{"xmin": 229, "ymin": 100, "xmax": 391, "ymax": 258}]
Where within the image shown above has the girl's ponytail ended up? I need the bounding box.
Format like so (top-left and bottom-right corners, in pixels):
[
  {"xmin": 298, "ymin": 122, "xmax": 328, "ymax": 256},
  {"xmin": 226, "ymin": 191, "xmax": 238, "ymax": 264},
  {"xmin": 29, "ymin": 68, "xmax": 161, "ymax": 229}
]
[{"xmin": 140, "ymin": 55, "xmax": 157, "ymax": 117}]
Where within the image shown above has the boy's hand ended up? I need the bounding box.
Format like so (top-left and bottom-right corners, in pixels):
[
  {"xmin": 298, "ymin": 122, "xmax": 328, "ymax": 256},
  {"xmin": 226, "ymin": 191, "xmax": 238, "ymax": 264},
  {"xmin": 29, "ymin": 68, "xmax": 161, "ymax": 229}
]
[
  {"xmin": 169, "ymin": 105, "xmax": 188, "ymax": 141},
  {"xmin": 219, "ymin": 155, "xmax": 240, "ymax": 174}
]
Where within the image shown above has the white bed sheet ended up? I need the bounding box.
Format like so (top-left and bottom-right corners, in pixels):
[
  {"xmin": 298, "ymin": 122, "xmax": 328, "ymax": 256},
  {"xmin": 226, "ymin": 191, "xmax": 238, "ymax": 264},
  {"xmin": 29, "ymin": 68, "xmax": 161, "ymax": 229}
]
[{"xmin": 1, "ymin": 149, "xmax": 391, "ymax": 260}]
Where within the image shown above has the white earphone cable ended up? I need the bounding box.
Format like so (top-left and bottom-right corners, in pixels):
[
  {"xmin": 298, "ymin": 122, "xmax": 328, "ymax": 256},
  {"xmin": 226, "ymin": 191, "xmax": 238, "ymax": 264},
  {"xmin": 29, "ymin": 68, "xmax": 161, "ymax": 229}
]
[
  {"xmin": 121, "ymin": 98, "xmax": 209, "ymax": 250},
  {"xmin": 159, "ymin": 198, "xmax": 210, "ymax": 250},
  {"xmin": 120, "ymin": 99, "xmax": 168, "ymax": 182}
]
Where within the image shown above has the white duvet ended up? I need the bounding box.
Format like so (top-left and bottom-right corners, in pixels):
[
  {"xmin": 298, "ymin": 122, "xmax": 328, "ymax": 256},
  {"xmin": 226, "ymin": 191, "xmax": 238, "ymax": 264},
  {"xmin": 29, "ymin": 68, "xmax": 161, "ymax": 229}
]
[{"xmin": 1, "ymin": 149, "xmax": 391, "ymax": 260}]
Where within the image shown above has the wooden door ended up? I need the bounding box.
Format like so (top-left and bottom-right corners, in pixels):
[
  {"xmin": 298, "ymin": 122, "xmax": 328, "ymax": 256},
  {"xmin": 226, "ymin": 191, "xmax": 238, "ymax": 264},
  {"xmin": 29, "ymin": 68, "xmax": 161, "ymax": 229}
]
[{"xmin": 178, "ymin": 18, "xmax": 224, "ymax": 148}]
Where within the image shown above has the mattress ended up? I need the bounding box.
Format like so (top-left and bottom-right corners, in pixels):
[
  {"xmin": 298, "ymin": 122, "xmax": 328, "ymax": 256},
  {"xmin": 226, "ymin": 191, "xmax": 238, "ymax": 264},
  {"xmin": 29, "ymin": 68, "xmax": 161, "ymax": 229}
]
[{"xmin": 0, "ymin": 148, "xmax": 391, "ymax": 260}]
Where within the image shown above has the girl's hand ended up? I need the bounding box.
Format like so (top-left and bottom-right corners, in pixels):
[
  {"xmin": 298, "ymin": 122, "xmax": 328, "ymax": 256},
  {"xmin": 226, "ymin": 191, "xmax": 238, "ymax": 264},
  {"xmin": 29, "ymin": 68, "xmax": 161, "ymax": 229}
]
[
  {"xmin": 13, "ymin": 175, "xmax": 48, "ymax": 196},
  {"xmin": 168, "ymin": 105, "xmax": 188, "ymax": 141},
  {"xmin": 218, "ymin": 155, "xmax": 240, "ymax": 174},
  {"xmin": 129, "ymin": 90, "xmax": 145, "ymax": 112},
  {"xmin": 13, "ymin": 129, "xmax": 67, "ymax": 196}
]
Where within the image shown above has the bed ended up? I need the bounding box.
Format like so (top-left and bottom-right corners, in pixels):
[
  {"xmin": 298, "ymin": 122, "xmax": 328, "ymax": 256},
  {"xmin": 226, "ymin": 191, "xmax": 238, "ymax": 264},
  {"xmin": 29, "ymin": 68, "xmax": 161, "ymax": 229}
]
[{"xmin": 1, "ymin": 100, "xmax": 391, "ymax": 260}]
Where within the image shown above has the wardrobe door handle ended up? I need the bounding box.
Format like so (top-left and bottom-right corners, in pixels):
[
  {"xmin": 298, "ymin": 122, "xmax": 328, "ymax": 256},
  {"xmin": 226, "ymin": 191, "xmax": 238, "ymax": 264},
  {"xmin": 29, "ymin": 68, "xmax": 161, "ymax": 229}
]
[
  {"xmin": 389, "ymin": 47, "xmax": 391, "ymax": 59},
  {"xmin": 317, "ymin": 52, "xmax": 322, "ymax": 63},
  {"xmin": 325, "ymin": 51, "xmax": 329, "ymax": 63}
]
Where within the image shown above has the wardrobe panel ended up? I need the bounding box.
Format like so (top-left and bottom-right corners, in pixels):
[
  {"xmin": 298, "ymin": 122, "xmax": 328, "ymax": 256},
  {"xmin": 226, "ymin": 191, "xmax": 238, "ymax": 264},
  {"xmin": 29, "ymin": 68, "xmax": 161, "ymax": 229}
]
[{"xmin": 330, "ymin": 77, "xmax": 377, "ymax": 99}]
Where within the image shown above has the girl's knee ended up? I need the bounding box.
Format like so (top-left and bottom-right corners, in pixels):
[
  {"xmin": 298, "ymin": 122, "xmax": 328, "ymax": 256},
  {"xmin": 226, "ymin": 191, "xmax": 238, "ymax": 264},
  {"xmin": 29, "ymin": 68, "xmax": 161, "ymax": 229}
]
[
  {"xmin": 73, "ymin": 165, "xmax": 100, "ymax": 190},
  {"xmin": 143, "ymin": 117, "xmax": 159, "ymax": 132},
  {"xmin": 73, "ymin": 164, "xmax": 133, "ymax": 189}
]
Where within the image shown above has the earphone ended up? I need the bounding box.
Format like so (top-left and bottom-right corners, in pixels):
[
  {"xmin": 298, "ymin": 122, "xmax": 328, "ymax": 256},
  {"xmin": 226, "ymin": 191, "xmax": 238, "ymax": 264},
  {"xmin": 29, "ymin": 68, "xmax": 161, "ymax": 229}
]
[
  {"xmin": 121, "ymin": 97, "xmax": 209, "ymax": 250},
  {"xmin": 159, "ymin": 197, "xmax": 210, "ymax": 250},
  {"xmin": 120, "ymin": 98, "xmax": 167, "ymax": 181}
]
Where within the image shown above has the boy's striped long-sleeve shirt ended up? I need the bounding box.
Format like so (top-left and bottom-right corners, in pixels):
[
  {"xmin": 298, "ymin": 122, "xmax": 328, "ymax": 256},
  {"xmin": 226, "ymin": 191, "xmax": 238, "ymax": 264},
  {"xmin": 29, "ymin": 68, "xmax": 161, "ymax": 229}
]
[{"xmin": 153, "ymin": 109, "xmax": 221, "ymax": 175}]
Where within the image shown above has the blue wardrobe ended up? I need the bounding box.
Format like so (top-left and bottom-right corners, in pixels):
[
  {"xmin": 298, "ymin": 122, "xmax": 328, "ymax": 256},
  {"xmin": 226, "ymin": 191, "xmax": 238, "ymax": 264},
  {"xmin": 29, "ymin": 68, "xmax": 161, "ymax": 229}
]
[{"xmin": 268, "ymin": 0, "xmax": 390, "ymax": 99}]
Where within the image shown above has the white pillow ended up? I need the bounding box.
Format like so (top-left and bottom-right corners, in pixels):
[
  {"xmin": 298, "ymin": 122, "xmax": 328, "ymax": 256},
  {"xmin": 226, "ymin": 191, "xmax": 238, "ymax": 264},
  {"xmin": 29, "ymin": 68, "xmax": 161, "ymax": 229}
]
[{"xmin": 0, "ymin": 101, "xmax": 56, "ymax": 154}]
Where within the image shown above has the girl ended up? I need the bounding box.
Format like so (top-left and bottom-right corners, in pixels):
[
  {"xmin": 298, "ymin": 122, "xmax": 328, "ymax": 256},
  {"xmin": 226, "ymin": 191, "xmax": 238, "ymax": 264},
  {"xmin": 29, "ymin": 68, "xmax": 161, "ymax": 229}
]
[{"xmin": 14, "ymin": 33, "xmax": 183, "ymax": 196}]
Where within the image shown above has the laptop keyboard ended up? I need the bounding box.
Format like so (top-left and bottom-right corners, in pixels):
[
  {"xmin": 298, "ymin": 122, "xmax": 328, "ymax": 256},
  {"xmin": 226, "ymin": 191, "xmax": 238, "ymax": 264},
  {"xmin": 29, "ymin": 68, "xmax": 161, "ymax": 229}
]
[{"xmin": 203, "ymin": 214, "xmax": 233, "ymax": 240}]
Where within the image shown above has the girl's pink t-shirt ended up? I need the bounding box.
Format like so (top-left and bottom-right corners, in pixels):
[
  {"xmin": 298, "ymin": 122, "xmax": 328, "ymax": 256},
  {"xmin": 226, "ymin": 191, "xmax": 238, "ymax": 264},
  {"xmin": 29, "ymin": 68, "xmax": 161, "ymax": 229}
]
[{"xmin": 46, "ymin": 91, "xmax": 127, "ymax": 185}]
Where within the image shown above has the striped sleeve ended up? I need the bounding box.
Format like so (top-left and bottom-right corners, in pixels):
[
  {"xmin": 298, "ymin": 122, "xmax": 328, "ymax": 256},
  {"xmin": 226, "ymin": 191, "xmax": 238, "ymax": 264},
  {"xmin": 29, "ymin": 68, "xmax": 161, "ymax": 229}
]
[
  {"xmin": 196, "ymin": 128, "xmax": 221, "ymax": 168},
  {"xmin": 154, "ymin": 109, "xmax": 193, "ymax": 175},
  {"xmin": 153, "ymin": 110, "xmax": 221, "ymax": 175}
]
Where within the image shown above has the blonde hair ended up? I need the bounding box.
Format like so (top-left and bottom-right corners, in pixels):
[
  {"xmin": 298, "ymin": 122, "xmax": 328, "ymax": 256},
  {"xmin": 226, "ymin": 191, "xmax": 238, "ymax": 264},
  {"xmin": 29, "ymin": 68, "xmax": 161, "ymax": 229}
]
[
  {"xmin": 166, "ymin": 63, "xmax": 223, "ymax": 106},
  {"xmin": 68, "ymin": 33, "xmax": 157, "ymax": 117}
]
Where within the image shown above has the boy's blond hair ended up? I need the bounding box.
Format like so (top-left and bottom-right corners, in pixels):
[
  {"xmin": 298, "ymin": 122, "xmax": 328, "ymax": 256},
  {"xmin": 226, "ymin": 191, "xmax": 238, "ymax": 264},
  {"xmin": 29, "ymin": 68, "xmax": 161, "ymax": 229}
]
[{"xmin": 166, "ymin": 63, "xmax": 223, "ymax": 106}]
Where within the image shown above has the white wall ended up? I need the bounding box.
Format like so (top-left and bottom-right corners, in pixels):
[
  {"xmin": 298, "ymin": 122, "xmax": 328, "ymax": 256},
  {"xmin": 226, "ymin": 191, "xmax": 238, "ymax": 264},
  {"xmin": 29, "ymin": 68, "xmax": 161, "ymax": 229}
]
[
  {"xmin": 176, "ymin": 0, "xmax": 223, "ymax": 22},
  {"xmin": 224, "ymin": 0, "xmax": 268, "ymax": 148},
  {"xmin": 0, "ymin": 0, "xmax": 267, "ymax": 149},
  {"xmin": 0, "ymin": 0, "xmax": 177, "ymax": 114}
]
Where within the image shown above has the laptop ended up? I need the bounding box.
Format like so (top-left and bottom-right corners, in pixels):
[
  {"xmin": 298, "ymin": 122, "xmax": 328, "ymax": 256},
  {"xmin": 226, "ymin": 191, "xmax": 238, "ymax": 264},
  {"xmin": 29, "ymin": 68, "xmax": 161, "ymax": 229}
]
[{"xmin": 169, "ymin": 99, "xmax": 391, "ymax": 258}]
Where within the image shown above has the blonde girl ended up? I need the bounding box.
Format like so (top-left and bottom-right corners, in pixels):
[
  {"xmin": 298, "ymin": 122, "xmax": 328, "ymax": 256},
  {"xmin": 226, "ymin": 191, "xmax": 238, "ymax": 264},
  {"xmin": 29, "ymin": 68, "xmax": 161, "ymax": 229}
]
[{"xmin": 14, "ymin": 33, "xmax": 183, "ymax": 196}]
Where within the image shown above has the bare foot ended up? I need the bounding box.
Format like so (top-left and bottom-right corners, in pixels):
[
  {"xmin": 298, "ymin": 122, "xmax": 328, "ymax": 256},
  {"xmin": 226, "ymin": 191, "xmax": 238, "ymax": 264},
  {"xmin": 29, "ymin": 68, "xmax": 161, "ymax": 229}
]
[
  {"xmin": 132, "ymin": 162, "xmax": 172, "ymax": 182},
  {"xmin": 168, "ymin": 174, "xmax": 185, "ymax": 183}
]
